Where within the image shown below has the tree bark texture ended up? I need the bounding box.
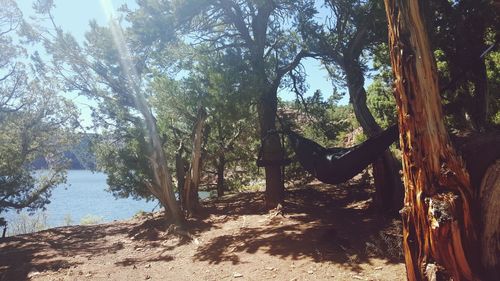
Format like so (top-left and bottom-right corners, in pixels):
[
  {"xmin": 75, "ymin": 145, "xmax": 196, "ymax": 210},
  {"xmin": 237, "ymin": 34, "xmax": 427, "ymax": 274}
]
[
  {"xmin": 258, "ymin": 88, "xmax": 284, "ymax": 208},
  {"xmin": 384, "ymin": 1, "xmax": 479, "ymax": 280},
  {"xmin": 479, "ymin": 160, "xmax": 500, "ymax": 280},
  {"xmin": 136, "ymin": 94, "xmax": 185, "ymax": 226},
  {"xmin": 183, "ymin": 109, "xmax": 206, "ymax": 215},
  {"xmin": 175, "ymin": 148, "xmax": 187, "ymax": 209},
  {"xmin": 344, "ymin": 57, "xmax": 403, "ymax": 215},
  {"xmin": 216, "ymin": 154, "xmax": 225, "ymax": 197}
]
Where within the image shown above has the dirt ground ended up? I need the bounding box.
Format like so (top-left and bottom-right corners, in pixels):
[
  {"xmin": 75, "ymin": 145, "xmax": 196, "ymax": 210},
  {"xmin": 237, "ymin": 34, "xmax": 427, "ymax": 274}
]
[{"xmin": 0, "ymin": 180, "xmax": 406, "ymax": 281}]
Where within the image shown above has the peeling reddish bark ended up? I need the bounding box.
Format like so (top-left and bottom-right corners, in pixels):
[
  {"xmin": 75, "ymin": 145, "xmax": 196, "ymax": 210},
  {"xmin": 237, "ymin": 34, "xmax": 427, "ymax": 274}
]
[{"xmin": 383, "ymin": 1, "xmax": 480, "ymax": 280}]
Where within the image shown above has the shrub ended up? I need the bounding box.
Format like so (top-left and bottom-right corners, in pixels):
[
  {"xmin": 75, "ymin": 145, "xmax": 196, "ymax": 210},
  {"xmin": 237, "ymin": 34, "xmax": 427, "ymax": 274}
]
[
  {"xmin": 80, "ymin": 214, "xmax": 104, "ymax": 225},
  {"xmin": 7, "ymin": 212, "xmax": 49, "ymax": 236}
]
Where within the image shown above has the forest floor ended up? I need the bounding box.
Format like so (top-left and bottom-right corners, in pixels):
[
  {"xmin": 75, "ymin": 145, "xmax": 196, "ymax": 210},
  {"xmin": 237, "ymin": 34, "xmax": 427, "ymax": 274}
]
[{"xmin": 0, "ymin": 178, "xmax": 406, "ymax": 281}]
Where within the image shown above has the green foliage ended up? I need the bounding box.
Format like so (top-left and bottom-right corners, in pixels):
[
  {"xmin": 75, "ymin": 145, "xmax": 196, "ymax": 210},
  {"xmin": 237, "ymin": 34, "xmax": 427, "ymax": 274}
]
[
  {"xmin": 427, "ymin": 0, "xmax": 499, "ymax": 130},
  {"xmin": 0, "ymin": 0, "xmax": 77, "ymax": 218},
  {"xmin": 485, "ymin": 49, "xmax": 500, "ymax": 125},
  {"xmin": 80, "ymin": 214, "xmax": 104, "ymax": 225},
  {"xmin": 288, "ymin": 90, "xmax": 357, "ymax": 147},
  {"xmin": 150, "ymin": 47, "xmax": 261, "ymax": 194},
  {"xmin": 94, "ymin": 127, "xmax": 156, "ymax": 200},
  {"xmin": 133, "ymin": 210, "xmax": 148, "ymax": 219},
  {"xmin": 366, "ymin": 79, "xmax": 398, "ymax": 128}
]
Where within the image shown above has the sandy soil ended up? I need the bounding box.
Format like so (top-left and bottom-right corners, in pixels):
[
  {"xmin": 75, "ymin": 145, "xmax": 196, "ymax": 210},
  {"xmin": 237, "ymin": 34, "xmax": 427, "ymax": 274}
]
[{"xmin": 0, "ymin": 180, "xmax": 406, "ymax": 281}]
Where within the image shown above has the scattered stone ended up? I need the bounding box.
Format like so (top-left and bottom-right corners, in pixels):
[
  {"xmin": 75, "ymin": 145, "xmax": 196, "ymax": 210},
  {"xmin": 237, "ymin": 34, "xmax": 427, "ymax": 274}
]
[
  {"xmin": 145, "ymin": 264, "xmax": 151, "ymax": 268},
  {"xmin": 27, "ymin": 270, "xmax": 40, "ymax": 278},
  {"xmin": 233, "ymin": 272, "xmax": 243, "ymax": 278}
]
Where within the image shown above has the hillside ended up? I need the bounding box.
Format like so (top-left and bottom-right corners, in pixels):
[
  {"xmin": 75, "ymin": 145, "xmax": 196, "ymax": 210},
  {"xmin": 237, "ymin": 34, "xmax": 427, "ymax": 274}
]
[
  {"xmin": 0, "ymin": 181, "xmax": 405, "ymax": 281},
  {"xmin": 31, "ymin": 134, "xmax": 98, "ymax": 170}
]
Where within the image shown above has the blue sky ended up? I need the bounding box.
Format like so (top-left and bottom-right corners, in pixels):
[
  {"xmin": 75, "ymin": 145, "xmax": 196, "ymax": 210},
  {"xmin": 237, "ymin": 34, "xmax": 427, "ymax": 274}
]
[{"xmin": 18, "ymin": 0, "xmax": 343, "ymax": 128}]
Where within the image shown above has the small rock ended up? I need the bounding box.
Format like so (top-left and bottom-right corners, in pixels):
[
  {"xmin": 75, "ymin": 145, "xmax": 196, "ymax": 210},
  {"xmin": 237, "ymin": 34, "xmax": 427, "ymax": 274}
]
[
  {"xmin": 133, "ymin": 265, "xmax": 137, "ymax": 269},
  {"xmin": 168, "ymin": 266, "xmax": 174, "ymax": 271},
  {"xmin": 265, "ymin": 267, "xmax": 275, "ymax": 271},
  {"xmin": 374, "ymin": 266, "xmax": 383, "ymax": 270},
  {"xmin": 307, "ymin": 270, "xmax": 314, "ymax": 274},
  {"xmin": 145, "ymin": 264, "xmax": 151, "ymax": 268},
  {"xmin": 289, "ymin": 278, "xmax": 298, "ymax": 281},
  {"xmin": 233, "ymin": 272, "xmax": 243, "ymax": 278},
  {"xmin": 135, "ymin": 247, "xmax": 144, "ymax": 251},
  {"xmin": 27, "ymin": 270, "xmax": 40, "ymax": 278},
  {"xmin": 85, "ymin": 273, "xmax": 92, "ymax": 278},
  {"xmin": 145, "ymin": 275, "xmax": 152, "ymax": 280}
]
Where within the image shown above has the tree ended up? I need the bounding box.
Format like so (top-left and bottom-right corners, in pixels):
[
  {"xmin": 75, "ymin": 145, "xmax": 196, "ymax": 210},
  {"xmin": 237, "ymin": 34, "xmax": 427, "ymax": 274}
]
[
  {"xmin": 36, "ymin": 5, "xmax": 185, "ymax": 226},
  {"xmin": 161, "ymin": 0, "xmax": 317, "ymax": 208},
  {"xmin": 151, "ymin": 46, "xmax": 259, "ymax": 201},
  {"xmin": 427, "ymin": 0, "xmax": 498, "ymax": 131},
  {"xmin": 300, "ymin": 0, "xmax": 403, "ymax": 213},
  {"xmin": 383, "ymin": 1, "xmax": 482, "ymax": 279},
  {"xmin": 182, "ymin": 50, "xmax": 258, "ymax": 198},
  {"xmin": 0, "ymin": 0, "xmax": 77, "ymax": 220}
]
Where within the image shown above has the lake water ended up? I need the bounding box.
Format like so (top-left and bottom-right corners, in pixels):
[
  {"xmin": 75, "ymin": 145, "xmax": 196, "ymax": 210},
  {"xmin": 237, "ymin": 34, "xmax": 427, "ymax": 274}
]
[{"xmin": 4, "ymin": 170, "xmax": 208, "ymax": 231}]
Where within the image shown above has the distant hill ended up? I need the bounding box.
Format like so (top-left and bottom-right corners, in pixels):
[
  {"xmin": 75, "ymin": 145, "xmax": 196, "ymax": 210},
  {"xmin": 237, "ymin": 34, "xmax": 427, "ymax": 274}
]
[{"xmin": 32, "ymin": 134, "xmax": 98, "ymax": 170}]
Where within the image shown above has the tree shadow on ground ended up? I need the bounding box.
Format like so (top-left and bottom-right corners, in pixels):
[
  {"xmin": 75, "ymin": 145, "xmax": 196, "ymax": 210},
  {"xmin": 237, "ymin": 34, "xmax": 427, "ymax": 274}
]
[
  {"xmin": 0, "ymin": 177, "xmax": 403, "ymax": 279},
  {"xmin": 114, "ymin": 249, "xmax": 174, "ymax": 267},
  {"xmin": 193, "ymin": 179, "xmax": 403, "ymax": 272},
  {"xmin": 0, "ymin": 223, "xmax": 129, "ymax": 281}
]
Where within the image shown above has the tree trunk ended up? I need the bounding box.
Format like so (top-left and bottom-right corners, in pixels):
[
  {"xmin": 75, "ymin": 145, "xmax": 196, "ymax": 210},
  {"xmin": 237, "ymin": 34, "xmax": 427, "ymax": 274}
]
[
  {"xmin": 469, "ymin": 60, "xmax": 489, "ymax": 131},
  {"xmin": 344, "ymin": 57, "xmax": 403, "ymax": 215},
  {"xmin": 216, "ymin": 154, "xmax": 225, "ymax": 197},
  {"xmin": 258, "ymin": 88, "xmax": 284, "ymax": 208},
  {"xmin": 136, "ymin": 94, "xmax": 184, "ymax": 226},
  {"xmin": 175, "ymin": 147, "xmax": 187, "ymax": 209},
  {"xmin": 479, "ymin": 160, "xmax": 500, "ymax": 280},
  {"xmin": 384, "ymin": 1, "xmax": 479, "ymax": 280},
  {"xmin": 183, "ymin": 109, "xmax": 206, "ymax": 215}
]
